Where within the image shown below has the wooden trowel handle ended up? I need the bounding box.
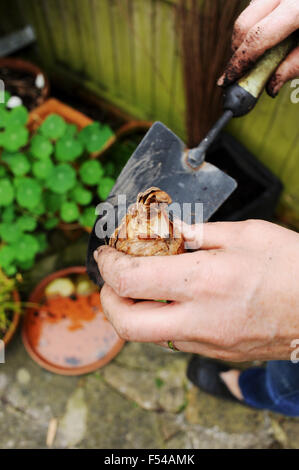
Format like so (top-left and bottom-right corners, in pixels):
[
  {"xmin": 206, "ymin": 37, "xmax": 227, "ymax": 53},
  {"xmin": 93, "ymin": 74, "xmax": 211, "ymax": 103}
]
[
  {"xmin": 223, "ymin": 34, "xmax": 297, "ymax": 117},
  {"xmin": 238, "ymin": 36, "xmax": 294, "ymax": 98}
]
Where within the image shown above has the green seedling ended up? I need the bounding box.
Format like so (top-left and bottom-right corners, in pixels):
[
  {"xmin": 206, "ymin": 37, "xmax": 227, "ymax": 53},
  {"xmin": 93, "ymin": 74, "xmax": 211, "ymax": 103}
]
[
  {"xmin": 47, "ymin": 163, "xmax": 76, "ymax": 194},
  {"xmin": 40, "ymin": 114, "xmax": 67, "ymax": 139},
  {"xmin": 30, "ymin": 134, "xmax": 53, "ymax": 159},
  {"xmin": 0, "ymin": 104, "xmax": 120, "ymax": 276},
  {"xmin": 79, "ymin": 160, "xmax": 104, "ymax": 186},
  {"xmin": 60, "ymin": 201, "xmax": 80, "ymax": 223}
]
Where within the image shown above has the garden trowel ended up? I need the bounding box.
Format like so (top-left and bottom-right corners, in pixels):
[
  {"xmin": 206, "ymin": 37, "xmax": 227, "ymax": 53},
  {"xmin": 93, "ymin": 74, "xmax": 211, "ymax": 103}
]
[{"xmin": 87, "ymin": 35, "xmax": 297, "ymax": 287}]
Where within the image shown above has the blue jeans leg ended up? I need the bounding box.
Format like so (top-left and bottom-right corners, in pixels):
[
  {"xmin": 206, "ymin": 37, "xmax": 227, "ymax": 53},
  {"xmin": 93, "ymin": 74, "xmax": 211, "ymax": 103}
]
[{"xmin": 239, "ymin": 361, "xmax": 299, "ymax": 417}]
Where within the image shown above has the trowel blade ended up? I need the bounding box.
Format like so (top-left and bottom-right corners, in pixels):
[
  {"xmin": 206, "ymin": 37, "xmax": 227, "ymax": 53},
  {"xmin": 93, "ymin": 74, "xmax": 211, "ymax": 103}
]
[
  {"xmin": 106, "ymin": 121, "xmax": 237, "ymax": 224},
  {"xmin": 87, "ymin": 121, "xmax": 237, "ymax": 287}
]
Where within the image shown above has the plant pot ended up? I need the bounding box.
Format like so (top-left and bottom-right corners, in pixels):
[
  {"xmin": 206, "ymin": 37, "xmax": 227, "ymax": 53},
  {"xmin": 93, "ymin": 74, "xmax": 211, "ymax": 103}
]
[
  {"xmin": 207, "ymin": 133, "xmax": 283, "ymax": 222},
  {"xmin": 28, "ymin": 98, "xmax": 93, "ymax": 133},
  {"xmin": 0, "ymin": 58, "xmax": 49, "ymax": 111},
  {"xmin": 28, "ymin": 99, "xmax": 152, "ymax": 237},
  {"xmin": 28, "ymin": 99, "xmax": 94, "ymax": 238},
  {"xmin": 22, "ymin": 266, "xmax": 125, "ymax": 375},
  {"xmin": 3, "ymin": 290, "xmax": 21, "ymax": 345}
]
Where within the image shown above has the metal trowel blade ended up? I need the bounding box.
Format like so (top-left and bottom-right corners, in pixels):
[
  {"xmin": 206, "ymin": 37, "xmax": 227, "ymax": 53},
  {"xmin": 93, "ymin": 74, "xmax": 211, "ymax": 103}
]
[{"xmin": 106, "ymin": 121, "xmax": 237, "ymax": 224}]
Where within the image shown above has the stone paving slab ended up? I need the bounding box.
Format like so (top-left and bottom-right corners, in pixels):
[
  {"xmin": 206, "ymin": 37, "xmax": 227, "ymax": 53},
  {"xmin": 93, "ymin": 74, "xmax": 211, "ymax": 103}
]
[{"xmin": 2, "ymin": 333, "xmax": 299, "ymax": 449}]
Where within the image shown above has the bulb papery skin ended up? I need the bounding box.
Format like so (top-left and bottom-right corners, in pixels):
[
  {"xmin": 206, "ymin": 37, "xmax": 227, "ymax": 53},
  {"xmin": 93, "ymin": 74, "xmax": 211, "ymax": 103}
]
[{"xmin": 109, "ymin": 187, "xmax": 185, "ymax": 256}]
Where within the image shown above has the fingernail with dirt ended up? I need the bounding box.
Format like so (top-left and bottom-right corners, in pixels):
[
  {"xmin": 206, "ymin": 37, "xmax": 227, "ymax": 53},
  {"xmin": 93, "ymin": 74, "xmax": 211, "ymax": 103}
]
[{"xmin": 266, "ymin": 78, "xmax": 282, "ymax": 99}]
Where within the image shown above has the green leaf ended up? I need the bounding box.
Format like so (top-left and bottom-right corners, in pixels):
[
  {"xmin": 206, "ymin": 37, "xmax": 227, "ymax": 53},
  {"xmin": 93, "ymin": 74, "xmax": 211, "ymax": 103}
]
[
  {"xmin": 2, "ymin": 205, "xmax": 15, "ymax": 223},
  {"xmin": 90, "ymin": 125, "xmax": 114, "ymax": 153},
  {"xmin": 0, "ymin": 107, "xmax": 9, "ymax": 128},
  {"xmin": 78, "ymin": 123, "xmax": 114, "ymax": 153},
  {"xmin": 0, "ymin": 245, "xmax": 15, "ymax": 269},
  {"xmin": 55, "ymin": 136, "xmax": 83, "ymax": 162},
  {"xmin": 0, "ymin": 178, "xmax": 14, "ymax": 206},
  {"xmin": 6, "ymin": 106, "xmax": 28, "ymax": 128},
  {"xmin": 14, "ymin": 234, "xmax": 39, "ymax": 262},
  {"xmin": 104, "ymin": 161, "xmax": 116, "ymax": 177},
  {"xmin": 78, "ymin": 123, "xmax": 100, "ymax": 145},
  {"xmin": 30, "ymin": 200, "xmax": 46, "ymax": 216},
  {"xmin": 36, "ymin": 233, "xmax": 48, "ymax": 253},
  {"xmin": 1, "ymin": 150, "xmax": 14, "ymax": 164},
  {"xmin": 97, "ymin": 177, "xmax": 115, "ymax": 200},
  {"xmin": 17, "ymin": 259, "xmax": 34, "ymax": 271},
  {"xmin": 30, "ymin": 134, "xmax": 53, "ymax": 159},
  {"xmin": 64, "ymin": 124, "xmax": 77, "ymax": 137},
  {"xmin": 79, "ymin": 207, "xmax": 96, "ymax": 228},
  {"xmin": 16, "ymin": 178, "xmax": 42, "ymax": 209},
  {"xmin": 79, "ymin": 160, "xmax": 104, "ymax": 186},
  {"xmin": 0, "ymin": 166, "xmax": 6, "ymax": 178},
  {"xmin": 40, "ymin": 114, "xmax": 67, "ymax": 140},
  {"xmin": 47, "ymin": 164, "xmax": 76, "ymax": 194},
  {"xmin": 43, "ymin": 191, "xmax": 65, "ymax": 213},
  {"xmin": 32, "ymin": 157, "xmax": 54, "ymax": 179},
  {"xmin": 155, "ymin": 377, "xmax": 164, "ymax": 389},
  {"xmin": 2, "ymin": 126, "xmax": 28, "ymax": 152},
  {"xmin": 2, "ymin": 91, "xmax": 11, "ymax": 106},
  {"xmin": 17, "ymin": 215, "xmax": 37, "ymax": 232},
  {"xmin": 60, "ymin": 201, "xmax": 80, "ymax": 223},
  {"xmin": 0, "ymin": 222, "xmax": 22, "ymax": 243},
  {"xmin": 4, "ymin": 264, "xmax": 17, "ymax": 276},
  {"xmin": 7, "ymin": 153, "xmax": 30, "ymax": 176},
  {"xmin": 70, "ymin": 185, "xmax": 92, "ymax": 206},
  {"xmin": 44, "ymin": 217, "xmax": 59, "ymax": 230}
]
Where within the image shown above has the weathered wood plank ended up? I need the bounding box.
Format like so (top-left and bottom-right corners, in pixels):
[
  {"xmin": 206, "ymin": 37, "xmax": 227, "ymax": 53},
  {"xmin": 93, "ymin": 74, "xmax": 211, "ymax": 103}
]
[
  {"xmin": 133, "ymin": 0, "xmax": 156, "ymax": 116},
  {"xmin": 77, "ymin": 0, "xmax": 99, "ymax": 81},
  {"xmin": 93, "ymin": 0, "xmax": 118, "ymax": 94},
  {"xmin": 25, "ymin": 0, "xmax": 55, "ymax": 67},
  {"xmin": 61, "ymin": 0, "xmax": 85, "ymax": 72},
  {"xmin": 1, "ymin": 0, "xmax": 298, "ymax": 220},
  {"xmin": 39, "ymin": 0, "xmax": 67, "ymax": 65},
  {"xmin": 112, "ymin": 0, "xmax": 136, "ymax": 102}
]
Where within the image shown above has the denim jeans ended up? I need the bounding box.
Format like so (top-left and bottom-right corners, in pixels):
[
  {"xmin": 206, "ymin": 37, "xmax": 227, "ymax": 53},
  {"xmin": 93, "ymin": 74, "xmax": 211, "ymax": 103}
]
[{"xmin": 239, "ymin": 361, "xmax": 299, "ymax": 417}]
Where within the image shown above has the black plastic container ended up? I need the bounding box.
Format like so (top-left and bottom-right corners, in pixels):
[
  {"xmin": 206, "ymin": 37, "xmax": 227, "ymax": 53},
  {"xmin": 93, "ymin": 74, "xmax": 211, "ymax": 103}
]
[{"xmin": 207, "ymin": 132, "xmax": 283, "ymax": 222}]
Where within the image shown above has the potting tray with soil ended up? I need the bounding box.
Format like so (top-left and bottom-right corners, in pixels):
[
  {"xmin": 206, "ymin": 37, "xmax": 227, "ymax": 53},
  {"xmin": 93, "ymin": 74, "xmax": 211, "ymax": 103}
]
[
  {"xmin": 207, "ymin": 133, "xmax": 282, "ymax": 222},
  {"xmin": 22, "ymin": 267, "xmax": 124, "ymax": 375},
  {"xmin": 0, "ymin": 60, "xmax": 48, "ymax": 110}
]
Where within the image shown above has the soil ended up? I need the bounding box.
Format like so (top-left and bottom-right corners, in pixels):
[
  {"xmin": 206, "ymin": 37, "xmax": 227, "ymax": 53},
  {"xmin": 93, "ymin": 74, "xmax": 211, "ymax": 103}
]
[
  {"xmin": 0, "ymin": 67, "xmax": 45, "ymax": 110},
  {"xmin": 207, "ymin": 145, "xmax": 265, "ymax": 221}
]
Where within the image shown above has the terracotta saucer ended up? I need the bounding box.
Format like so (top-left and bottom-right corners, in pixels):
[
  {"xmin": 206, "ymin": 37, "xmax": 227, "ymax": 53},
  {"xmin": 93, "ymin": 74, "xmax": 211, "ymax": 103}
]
[{"xmin": 22, "ymin": 267, "xmax": 125, "ymax": 376}]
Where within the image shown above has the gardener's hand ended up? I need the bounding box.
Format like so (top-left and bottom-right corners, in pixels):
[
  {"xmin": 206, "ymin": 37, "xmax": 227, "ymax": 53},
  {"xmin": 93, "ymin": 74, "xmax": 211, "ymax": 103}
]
[
  {"xmin": 218, "ymin": 0, "xmax": 299, "ymax": 96},
  {"xmin": 94, "ymin": 220, "xmax": 299, "ymax": 362}
]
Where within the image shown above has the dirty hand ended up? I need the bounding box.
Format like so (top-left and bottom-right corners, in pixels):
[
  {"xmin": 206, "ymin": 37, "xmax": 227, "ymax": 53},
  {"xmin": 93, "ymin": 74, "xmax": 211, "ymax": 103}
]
[
  {"xmin": 94, "ymin": 220, "xmax": 299, "ymax": 362},
  {"xmin": 218, "ymin": 0, "xmax": 299, "ymax": 96}
]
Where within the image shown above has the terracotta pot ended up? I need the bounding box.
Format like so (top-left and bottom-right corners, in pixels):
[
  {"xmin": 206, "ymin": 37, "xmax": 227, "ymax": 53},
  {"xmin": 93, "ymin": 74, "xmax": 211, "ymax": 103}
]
[
  {"xmin": 28, "ymin": 99, "xmax": 93, "ymax": 236},
  {"xmin": 22, "ymin": 267, "xmax": 125, "ymax": 375},
  {"xmin": 28, "ymin": 98, "xmax": 93, "ymax": 133},
  {"xmin": 28, "ymin": 99, "xmax": 152, "ymax": 235},
  {"xmin": 0, "ymin": 58, "xmax": 49, "ymax": 110},
  {"xmin": 3, "ymin": 290, "xmax": 21, "ymax": 345}
]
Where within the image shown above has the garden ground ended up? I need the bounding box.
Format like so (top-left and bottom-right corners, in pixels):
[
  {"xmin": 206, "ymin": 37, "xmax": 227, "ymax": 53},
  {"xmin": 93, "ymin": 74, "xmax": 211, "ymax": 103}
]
[{"xmin": 1, "ymin": 233, "xmax": 299, "ymax": 449}]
